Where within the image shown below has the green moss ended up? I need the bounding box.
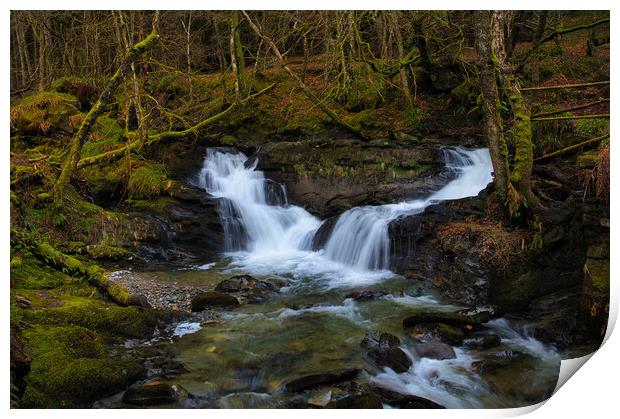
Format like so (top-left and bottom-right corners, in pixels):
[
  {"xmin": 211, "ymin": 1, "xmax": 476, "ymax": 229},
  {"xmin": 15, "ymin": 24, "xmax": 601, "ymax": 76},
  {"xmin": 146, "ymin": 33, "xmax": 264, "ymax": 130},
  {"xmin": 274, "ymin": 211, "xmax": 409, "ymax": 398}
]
[
  {"xmin": 11, "ymin": 256, "xmax": 73, "ymax": 290},
  {"xmin": 577, "ymin": 150, "xmax": 598, "ymax": 169},
  {"xmin": 21, "ymin": 325, "xmax": 144, "ymax": 408},
  {"xmin": 23, "ymin": 297, "xmax": 157, "ymax": 339},
  {"xmin": 81, "ymin": 116, "xmax": 125, "ymax": 156},
  {"xmin": 10, "ymin": 91, "xmax": 80, "ymax": 135},
  {"xmin": 585, "ymin": 257, "xmax": 610, "ymax": 293},
  {"xmin": 573, "ymin": 118, "xmax": 609, "ymax": 139},
  {"xmin": 221, "ymin": 134, "xmax": 238, "ymax": 146},
  {"xmin": 125, "ymin": 197, "xmax": 176, "ymax": 215},
  {"xmin": 127, "ymin": 164, "xmax": 167, "ymax": 200}
]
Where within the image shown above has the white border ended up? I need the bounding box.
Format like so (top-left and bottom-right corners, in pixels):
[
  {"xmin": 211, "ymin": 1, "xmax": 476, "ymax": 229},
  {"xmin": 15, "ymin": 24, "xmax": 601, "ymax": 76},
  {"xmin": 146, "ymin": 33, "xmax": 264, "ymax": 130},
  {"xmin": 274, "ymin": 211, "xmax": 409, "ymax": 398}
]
[{"xmin": 3, "ymin": 2, "xmax": 617, "ymax": 418}]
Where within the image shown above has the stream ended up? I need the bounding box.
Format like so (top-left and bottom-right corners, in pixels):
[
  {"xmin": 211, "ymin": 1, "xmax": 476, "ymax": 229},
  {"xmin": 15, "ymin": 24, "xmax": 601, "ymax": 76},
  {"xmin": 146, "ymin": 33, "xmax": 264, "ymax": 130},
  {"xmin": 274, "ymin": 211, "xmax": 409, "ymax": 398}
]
[{"xmin": 102, "ymin": 147, "xmax": 561, "ymax": 408}]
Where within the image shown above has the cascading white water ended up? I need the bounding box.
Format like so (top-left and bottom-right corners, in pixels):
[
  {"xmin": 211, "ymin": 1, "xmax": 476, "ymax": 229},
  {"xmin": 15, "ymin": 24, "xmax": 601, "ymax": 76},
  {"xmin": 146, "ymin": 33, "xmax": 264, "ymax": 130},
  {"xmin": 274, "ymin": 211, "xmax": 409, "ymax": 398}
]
[
  {"xmin": 196, "ymin": 146, "xmax": 493, "ymax": 274},
  {"xmin": 323, "ymin": 147, "xmax": 493, "ymax": 270},
  {"xmin": 196, "ymin": 149, "xmax": 322, "ymax": 254}
]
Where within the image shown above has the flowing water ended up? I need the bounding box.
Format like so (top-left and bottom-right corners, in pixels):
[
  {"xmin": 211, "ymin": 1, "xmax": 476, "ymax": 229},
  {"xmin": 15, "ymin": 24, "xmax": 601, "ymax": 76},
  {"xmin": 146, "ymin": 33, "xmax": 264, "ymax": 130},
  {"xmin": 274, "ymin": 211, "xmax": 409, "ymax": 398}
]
[{"xmin": 105, "ymin": 146, "xmax": 561, "ymax": 408}]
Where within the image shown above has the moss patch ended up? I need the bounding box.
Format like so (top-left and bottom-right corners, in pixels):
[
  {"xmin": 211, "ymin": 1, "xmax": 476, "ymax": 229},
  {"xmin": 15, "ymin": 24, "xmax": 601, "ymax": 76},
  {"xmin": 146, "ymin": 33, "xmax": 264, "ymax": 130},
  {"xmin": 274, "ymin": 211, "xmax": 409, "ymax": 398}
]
[
  {"xmin": 10, "ymin": 91, "xmax": 80, "ymax": 136},
  {"xmin": 21, "ymin": 325, "xmax": 144, "ymax": 408},
  {"xmin": 127, "ymin": 163, "xmax": 167, "ymax": 200}
]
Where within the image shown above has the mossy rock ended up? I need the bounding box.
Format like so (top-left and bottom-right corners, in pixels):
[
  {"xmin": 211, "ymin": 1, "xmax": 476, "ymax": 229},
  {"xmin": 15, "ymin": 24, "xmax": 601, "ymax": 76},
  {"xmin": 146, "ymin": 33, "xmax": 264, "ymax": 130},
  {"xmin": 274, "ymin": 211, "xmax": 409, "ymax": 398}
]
[
  {"xmin": 50, "ymin": 76, "xmax": 98, "ymax": 110},
  {"xmin": 23, "ymin": 297, "xmax": 158, "ymax": 339},
  {"xmin": 10, "ymin": 91, "xmax": 80, "ymax": 136},
  {"xmin": 21, "ymin": 325, "xmax": 144, "ymax": 408},
  {"xmin": 127, "ymin": 163, "xmax": 168, "ymax": 200}
]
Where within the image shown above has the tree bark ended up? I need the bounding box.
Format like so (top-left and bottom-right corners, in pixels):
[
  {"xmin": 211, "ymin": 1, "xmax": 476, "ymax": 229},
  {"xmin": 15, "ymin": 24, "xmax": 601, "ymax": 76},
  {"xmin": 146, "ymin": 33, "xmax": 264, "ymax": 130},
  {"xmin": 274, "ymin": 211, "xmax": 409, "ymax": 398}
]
[{"xmin": 473, "ymin": 10, "xmax": 510, "ymax": 202}]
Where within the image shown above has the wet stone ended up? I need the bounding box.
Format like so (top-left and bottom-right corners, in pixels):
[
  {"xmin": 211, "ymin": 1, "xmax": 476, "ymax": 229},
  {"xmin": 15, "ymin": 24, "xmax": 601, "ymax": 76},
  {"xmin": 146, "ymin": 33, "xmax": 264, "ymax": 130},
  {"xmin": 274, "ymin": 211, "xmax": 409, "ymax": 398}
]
[
  {"xmin": 413, "ymin": 341, "xmax": 456, "ymax": 360},
  {"xmin": 284, "ymin": 369, "xmax": 361, "ymax": 392},
  {"xmin": 462, "ymin": 334, "xmax": 502, "ymax": 350},
  {"xmin": 122, "ymin": 381, "xmax": 178, "ymax": 406}
]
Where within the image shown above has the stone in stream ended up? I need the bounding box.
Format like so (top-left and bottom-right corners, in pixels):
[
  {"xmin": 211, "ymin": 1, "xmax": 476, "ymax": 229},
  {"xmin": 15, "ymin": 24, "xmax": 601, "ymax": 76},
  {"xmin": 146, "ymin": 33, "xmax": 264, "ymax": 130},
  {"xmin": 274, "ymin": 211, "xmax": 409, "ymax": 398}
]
[
  {"xmin": 284, "ymin": 369, "xmax": 361, "ymax": 392},
  {"xmin": 368, "ymin": 386, "xmax": 446, "ymax": 409},
  {"xmin": 345, "ymin": 287, "xmax": 387, "ymax": 301},
  {"xmin": 402, "ymin": 311, "xmax": 491, "ymax": 329},
  {"xmin": 360, "ymin": 331, "xmax": 412, "ymax": 373},
  {"xmin": 407, "ymin": 322, "xmax": 465, "ymax": 345},
  {"xmin": 327, "ymin": 392, "xmax": 383, "ymax": 409},
  {"xmin": 122, "ymin": 381, "xmax": 178, "ymax": 406},
  {"xmin": 413, "ymin": 341, "xmax": 456, "ymax": 360},
  {"xmin": 462, "ymin": 334, "xmax": 502, "ymax": 350},
  {"xmin": 190, "ymin": 291, "xmax": 240, "ymax": 311},
  {"xmin": 215, "ymin": 275, "xmax": 257, "ymax": 292}
]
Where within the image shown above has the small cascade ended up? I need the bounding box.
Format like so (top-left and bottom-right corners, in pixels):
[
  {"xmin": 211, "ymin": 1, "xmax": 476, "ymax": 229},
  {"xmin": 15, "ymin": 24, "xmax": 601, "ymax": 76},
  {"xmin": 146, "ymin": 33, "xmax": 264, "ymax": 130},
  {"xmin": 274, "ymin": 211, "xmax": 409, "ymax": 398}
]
[
  {"xmin": 322, "ymin": 147, "xmax": 493, "ymax": 270},
  {"xmin": 195, "ymin": 149, "xmax": 321, "ymax": 254}
]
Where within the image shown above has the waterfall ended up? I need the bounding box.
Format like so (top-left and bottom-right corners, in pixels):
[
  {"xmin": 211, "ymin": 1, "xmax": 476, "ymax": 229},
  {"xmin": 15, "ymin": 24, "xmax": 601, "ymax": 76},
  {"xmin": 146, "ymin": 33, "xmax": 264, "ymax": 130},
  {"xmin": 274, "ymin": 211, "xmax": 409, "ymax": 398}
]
[
  {"xmin": 195, "ymin": 149, "xmax": 321, "ymax": 254},
  {"xmin": 195, "ymin": 146, "xmax": 493, "ymax": 273},
  {"xmin": 323, "ymin": 147, "xmax": 493, "ymax": 270}
]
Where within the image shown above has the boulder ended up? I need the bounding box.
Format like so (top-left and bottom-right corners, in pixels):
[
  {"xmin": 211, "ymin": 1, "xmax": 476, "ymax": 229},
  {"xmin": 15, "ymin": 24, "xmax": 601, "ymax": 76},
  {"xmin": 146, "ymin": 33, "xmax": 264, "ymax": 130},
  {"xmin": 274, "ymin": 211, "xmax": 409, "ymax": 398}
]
[
  {"xmin": 413, "ymin": 341, "xmax": 456, "ymax": 360},
  {"xmin": 191, "ymin": 291, "xmax": 240, "ymax": 311},
  {"xmin": 284, "ymin": 369, "xmax": 361, "ymax": 392},
  {"xmin": 407, "ymin": 322, "xmax": 464, "ymax": 345},
  {"xmin": 328, "ymin": 392, "xmax": 383, "ymax": 409},
  {"xmin": 361, "ymin": 331, "xmax": 412, "ymax": 373},
  {"xmin": 345, "ymin": 287, "xmax": 387, "ymax": 301},
  {"xmin": 122, "ymin": 381, "xmax": 177, "ymax": 406},
  {"xmin": 402, "ymin": 311, "xmax": 491, "ymax": 329}
]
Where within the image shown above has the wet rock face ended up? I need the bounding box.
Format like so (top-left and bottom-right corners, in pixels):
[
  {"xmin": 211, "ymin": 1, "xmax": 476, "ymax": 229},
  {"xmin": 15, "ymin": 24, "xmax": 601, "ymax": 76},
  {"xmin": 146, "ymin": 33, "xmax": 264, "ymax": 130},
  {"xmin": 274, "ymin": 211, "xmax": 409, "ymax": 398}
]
[
  {"xmin": 256, "ymin": 139, "xmax": 445, "ymax": 218},
  {"xmin": 118, "ymin": 180, "xmax": 225, "ymax": 263},
  {"xmin": 360, "ymin": 331, "xmax": 412, "ymax": 373}
]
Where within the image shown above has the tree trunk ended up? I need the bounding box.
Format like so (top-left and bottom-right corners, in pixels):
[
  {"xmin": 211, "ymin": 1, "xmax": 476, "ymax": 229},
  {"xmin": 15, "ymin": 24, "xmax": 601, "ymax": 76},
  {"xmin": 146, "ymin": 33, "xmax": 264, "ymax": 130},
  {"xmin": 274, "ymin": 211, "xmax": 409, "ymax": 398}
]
[
  {"xmin": 473, "ymin": 10, "xmax": 510, "ymax": 203},
  {"xmin": 53, "ymin": 14, "xmax": 160, "ymax": 204},
  {"xmin": 391, "ymin": 13, "xmax": 413, "ymax": 108}
]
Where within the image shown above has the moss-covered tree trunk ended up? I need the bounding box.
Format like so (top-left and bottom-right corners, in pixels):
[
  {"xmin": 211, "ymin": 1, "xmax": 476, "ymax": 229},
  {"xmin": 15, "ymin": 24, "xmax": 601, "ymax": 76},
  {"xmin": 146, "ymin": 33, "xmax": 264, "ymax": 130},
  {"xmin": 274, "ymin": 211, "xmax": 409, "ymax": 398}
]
[
  {"xmin": 474, "ymin": 10, "xmax": 538, "ymax": 217},
  {"xmin": 473, "ymin": 10, "xmax": 510, "ymax": 203},
  {"xmin": 52, "ymin": 14, "xmax": 159, "ymax": 205}
]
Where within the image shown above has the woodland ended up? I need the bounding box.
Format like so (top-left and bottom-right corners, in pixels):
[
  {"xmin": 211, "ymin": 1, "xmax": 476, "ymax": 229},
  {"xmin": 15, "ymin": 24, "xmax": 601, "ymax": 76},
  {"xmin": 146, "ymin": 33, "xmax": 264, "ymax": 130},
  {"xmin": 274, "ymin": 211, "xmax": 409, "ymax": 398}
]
[{"xmin": 9, "ymin": 10, "xmax": 610, "ymax": 409}]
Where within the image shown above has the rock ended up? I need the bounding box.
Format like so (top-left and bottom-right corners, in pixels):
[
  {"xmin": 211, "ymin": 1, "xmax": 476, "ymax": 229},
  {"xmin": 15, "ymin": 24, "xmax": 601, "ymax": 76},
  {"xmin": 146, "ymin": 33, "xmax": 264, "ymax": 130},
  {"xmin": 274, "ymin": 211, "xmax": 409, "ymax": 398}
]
[
  {"xmin": 345, "ymin": 288, "xmax": 386, "ymax": 301},
  {"xmin": 361, "ymin": 331, "xmax": 412, "ymax": 373},
  {"xmin": 462, "ymin": 334, "xmax": 501, "ymax": 350},
  {"xmin": 471, "ymin": 350, "xmax": 524, "ymax": 374},
  {"xmin": 402, "ymin": 311, "xmax": 491, "ymax": 329},
  {"xmin": 122, "ymin": 381, "xmax": 177, "ymax": 406},
  {"xmin": 328, "ymin": 392, "xmax": 383, "ymax": 409},
  {"xmin": 15, "ymin": 295, "xmax": 31, "ymax": 309},
  {"xmin": 215, "ymin": 275, "xmax": 257, "ymax": 292},
  {"xmin": 407, "ymin": 322, "xmax": 464, "ymax": 345},
  {"xmin": 284, "ymin": 369, "xmax": 361, "ymax": 392},
  {"xmin": 257, "ymin": 140, "xmax": 442, "ymax": 218},
  {"xmin": 191, "ymin": 291, "xmax": 240, "ymax": 311},
  {"xmin": 413, "ymin": 341, "xmax": 456, "ymax": 360},
  {"xmin": 369, "ymin": 386, "xmax": 445, "ymax": 409}
]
